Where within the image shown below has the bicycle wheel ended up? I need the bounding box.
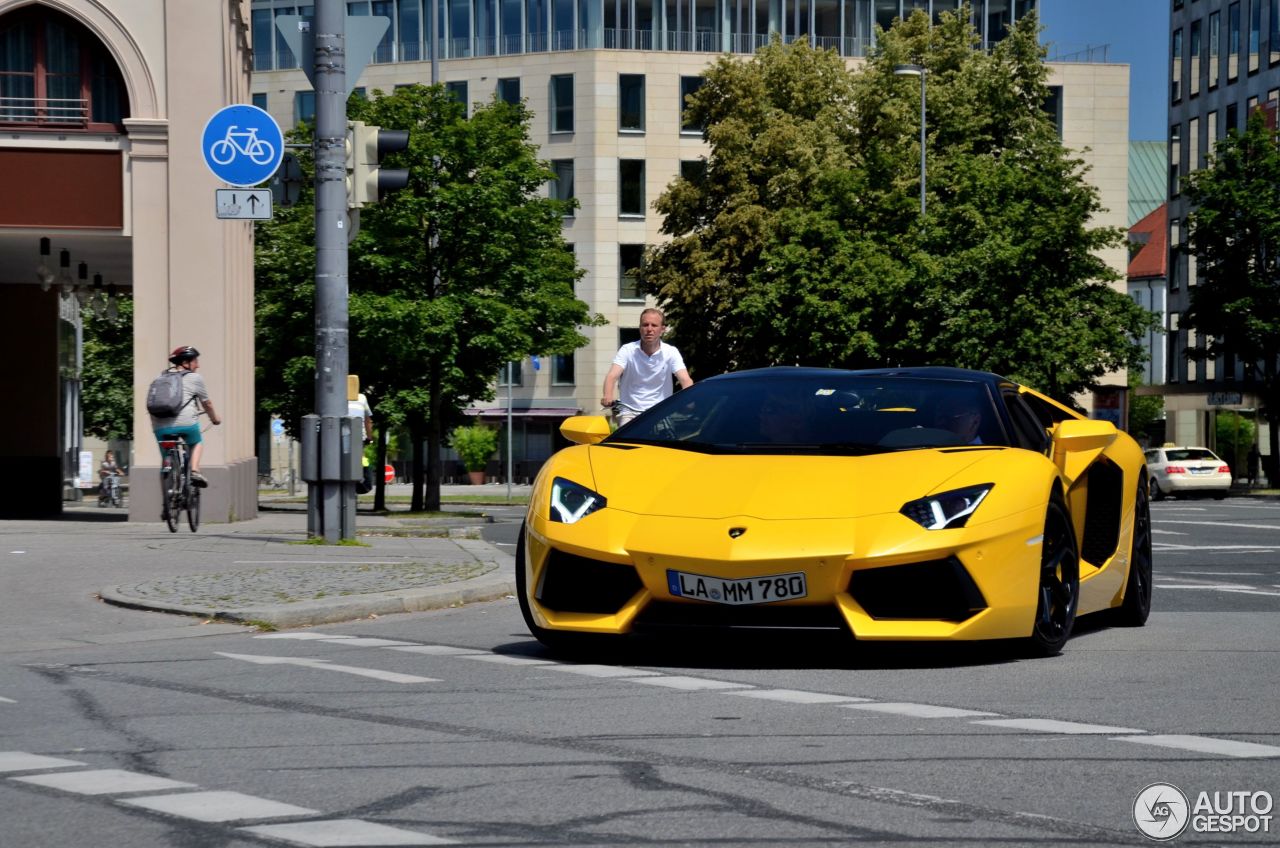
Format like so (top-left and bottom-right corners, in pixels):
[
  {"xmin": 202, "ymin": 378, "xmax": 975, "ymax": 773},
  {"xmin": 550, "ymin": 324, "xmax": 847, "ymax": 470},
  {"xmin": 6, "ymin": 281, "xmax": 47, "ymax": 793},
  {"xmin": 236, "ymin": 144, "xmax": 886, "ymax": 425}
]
[
  {"xmin": 163, "ymin": 449, "xmax": 180, "ymax": 532},
  {"xmin": 187, "ymin": 480, "xmax": 201, "ymax": 532},
  {"xmin": 209, "ymin": 138, "xmax": 235, "ymax": 165},
  {"xmin": 248, "ymin": 139, "xmax": 275, "ymax": 165},
  {"xmin": 111, "ymin": 484, "xmax": 123, "ymax": 508}
]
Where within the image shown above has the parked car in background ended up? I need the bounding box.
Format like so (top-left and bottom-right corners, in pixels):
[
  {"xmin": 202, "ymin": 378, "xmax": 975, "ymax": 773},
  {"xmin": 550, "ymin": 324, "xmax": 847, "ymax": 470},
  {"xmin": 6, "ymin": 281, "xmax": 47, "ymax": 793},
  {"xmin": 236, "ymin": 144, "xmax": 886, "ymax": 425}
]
[{"xmin": 1144, "ymin": 446, "xmax": 1231, "ymax": 500}]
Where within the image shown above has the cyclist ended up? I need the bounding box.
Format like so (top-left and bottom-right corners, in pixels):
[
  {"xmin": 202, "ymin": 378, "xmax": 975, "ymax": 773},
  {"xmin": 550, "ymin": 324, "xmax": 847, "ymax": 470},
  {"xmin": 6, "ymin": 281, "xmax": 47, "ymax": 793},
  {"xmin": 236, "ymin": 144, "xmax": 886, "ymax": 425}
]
[{"xmin": 151, "ymin": 346, "xmax": 221, "ymax": 487}]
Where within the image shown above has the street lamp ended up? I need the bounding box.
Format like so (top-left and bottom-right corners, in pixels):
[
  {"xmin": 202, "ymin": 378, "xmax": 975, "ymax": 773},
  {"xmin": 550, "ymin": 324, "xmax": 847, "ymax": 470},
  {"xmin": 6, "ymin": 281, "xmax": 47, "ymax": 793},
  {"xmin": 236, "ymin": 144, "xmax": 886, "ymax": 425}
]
[{"xmin": 893, "ymin": 63, "xmax": 927, "ymax": 218}]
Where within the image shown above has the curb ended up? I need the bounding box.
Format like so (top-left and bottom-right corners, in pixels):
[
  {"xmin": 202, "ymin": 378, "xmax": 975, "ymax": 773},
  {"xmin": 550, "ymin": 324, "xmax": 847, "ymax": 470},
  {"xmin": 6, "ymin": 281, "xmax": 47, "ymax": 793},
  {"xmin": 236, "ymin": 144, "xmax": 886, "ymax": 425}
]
[{"xmin": 99, "ymin": 572, "xmax": 516, "ymax": 629}]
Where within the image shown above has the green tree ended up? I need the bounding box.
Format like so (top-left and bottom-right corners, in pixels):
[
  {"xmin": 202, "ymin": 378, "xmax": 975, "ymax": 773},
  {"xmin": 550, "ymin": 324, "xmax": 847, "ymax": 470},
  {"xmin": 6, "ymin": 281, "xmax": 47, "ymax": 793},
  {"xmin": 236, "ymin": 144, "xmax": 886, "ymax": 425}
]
[
  {"xmin": 255, "ymin": 86, "xmax": 598, "ymax": 512},
  {"xmin": 1181, "ymin": 108, "xmax": 1280, "ymax": 480},
  {"xmin": 641, "ymin": 8, "xmax": 1154, "ymax": 403},
  {"xmin": 81, "ymin": 298, "xmax": 134, "ymax": 441}
]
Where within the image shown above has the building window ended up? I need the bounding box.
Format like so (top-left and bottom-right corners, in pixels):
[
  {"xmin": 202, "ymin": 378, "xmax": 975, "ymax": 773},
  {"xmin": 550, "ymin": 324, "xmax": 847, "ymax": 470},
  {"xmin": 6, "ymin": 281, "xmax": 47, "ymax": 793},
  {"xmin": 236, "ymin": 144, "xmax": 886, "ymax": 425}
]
[
  {"xmin": 551, "ymin": 159, "xmax": 574, "ymax": 216},
  {"xmin": 619, "ymin": 73, "xmax": 645, "ymax": 132},
  {"xmin": 1208, "ymin": 110, "xmax": 1218, "ymax": 150},
  {"xmin": 252, "ymin": 92, "xmax": 268, "ymax": 110},
  {"xmin": 1190, "ymin": 18, "xmax": 1201, "ymax": 97},
  {"xmin": 680, "ymin": 159, "xmax": 706, "ymax": 182},
  {"xmin": 1229, "ymin": 2, "xmax": 1241, "ymax": 80},
  {"xmin": 680, "ymin": 75, "xmax": 705, "ymax": 133},
  {"xmin": 497, "ymin": 77, "xmax": 520, "ymax": 104},
  {"xmin": 498, "ymin": 360, "xmax": 523, "ymax": 386},
  {"xmin": 1250, "ymin": 0, "xmax": 1261, "ymax": 72},
  {"xmin": 619, "ymin": 244, "xmax": 644, "ymax": 301},
  {"xmin": 619, "ymin": 327, "xmax": 640, "ymax": 348},
  {"xmin": 1271, "ymin": 0, "xmax": 1280, "ymax": 64},
  {"xmin": 1189, "ymin": 116, "xmax": 1200, "ymax": 172},
  {"xmin": 446, "ymin": 80, "xmax": 468, "ymax": 110},
  {"xmin": 1209, "ymin": 11, "xmax": 1220, "ymax": 89},
  {"xmin": 619, "ymin": 159, "xmax": 645, "ymax": 216},
  {"xmin": 1227, "ymin": 101, "xmax": 1239, "ymax": 133},
  {"xmin": 1172, "ymin": 28, "xmax": 1183, "ymax": 102},
  {"xmin": 1169, "ymin": 123, "xmax": 1181, "ymax": 197},
  {"xmin": 1169, "ymin": 218, "xmax": 1182, "ymax": 292},
  {"xmin": 550, "ymin": 74, "xmax": 573, "ymax": 132},
  {"xmin": 399, "ymin": 0, "xmax": 422, "ymax": 61},
  {"xmin": 552, "ymin": 353, "xmax": 575, "ymax": 385},
  {"xmin": 0, "ymin": 7, "xmax": 129, "ymax": 128},
  {"xmin": 295, "ymin": 90, "xmax": 316, "ymax": 126},
  {"xmin": 1043, "ymin": 85, "xmax": 1063, "ymax": 136}
]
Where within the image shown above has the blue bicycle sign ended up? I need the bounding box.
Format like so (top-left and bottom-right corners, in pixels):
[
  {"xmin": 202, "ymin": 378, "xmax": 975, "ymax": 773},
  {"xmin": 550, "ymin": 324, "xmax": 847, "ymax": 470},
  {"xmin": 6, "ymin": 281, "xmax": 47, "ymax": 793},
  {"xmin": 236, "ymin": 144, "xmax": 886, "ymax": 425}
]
[{"xmin": 201, "ymin": 104, "xmax": 284, "ymax": 187}]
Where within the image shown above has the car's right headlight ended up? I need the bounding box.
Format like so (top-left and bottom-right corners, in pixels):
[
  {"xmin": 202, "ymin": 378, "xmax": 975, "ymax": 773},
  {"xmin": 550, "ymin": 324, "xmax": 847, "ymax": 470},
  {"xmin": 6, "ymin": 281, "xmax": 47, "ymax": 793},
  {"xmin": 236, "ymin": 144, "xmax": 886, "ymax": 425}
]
[
  {"xmin": 900, "ymin": 484, "xmax": 993, "ymax": 530},
  {"xmin": 550, "ymin": 477, "xmax": 607, "ymax": 524}
]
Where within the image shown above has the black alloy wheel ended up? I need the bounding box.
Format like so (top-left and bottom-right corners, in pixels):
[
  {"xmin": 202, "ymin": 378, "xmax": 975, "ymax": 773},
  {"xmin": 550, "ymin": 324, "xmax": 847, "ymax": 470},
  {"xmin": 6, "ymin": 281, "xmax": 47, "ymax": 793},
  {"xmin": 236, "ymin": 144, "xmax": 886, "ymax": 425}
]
[
  {"xmin": 1029, "ymin": 496, "xmax": 1080, "ymax": 656},
  {"xmin": 1113, "ymin": 478, "xmax": 1153, "ymax": 626}
]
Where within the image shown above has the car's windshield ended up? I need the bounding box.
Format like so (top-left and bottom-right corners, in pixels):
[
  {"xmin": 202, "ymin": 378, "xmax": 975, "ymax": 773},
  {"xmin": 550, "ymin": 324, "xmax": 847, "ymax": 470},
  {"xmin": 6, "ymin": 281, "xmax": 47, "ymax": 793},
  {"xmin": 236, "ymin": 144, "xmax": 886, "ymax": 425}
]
[{"xmin": 607, "ymin": 373, "xmax": 1006, "ymax": 455}]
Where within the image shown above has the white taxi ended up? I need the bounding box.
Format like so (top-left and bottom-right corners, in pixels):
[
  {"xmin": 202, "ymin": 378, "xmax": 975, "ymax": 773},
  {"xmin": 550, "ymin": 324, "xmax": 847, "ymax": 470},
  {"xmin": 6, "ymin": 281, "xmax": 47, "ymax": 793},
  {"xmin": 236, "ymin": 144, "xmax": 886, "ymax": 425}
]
[{"xmin": 1144, "ymin": 446, "xmax": 1232, "ymax": 500}]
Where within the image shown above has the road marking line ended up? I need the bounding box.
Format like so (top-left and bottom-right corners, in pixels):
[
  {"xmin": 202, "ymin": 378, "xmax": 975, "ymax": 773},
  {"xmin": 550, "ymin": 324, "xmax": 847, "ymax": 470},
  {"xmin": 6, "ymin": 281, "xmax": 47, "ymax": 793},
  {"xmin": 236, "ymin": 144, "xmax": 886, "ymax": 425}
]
[
  {"xmin": 1155, "ymin": 584, "xmax": 1280, "ymax": 597},
  {"xmin": 0, "ymin": 752, "xmax": 86, "ymax": 772},
  {"xmin": 460, "ymin": 654, "xmax": 557, "ymax": 666},
  {"xmin": 233, "ymin": 560, "xmax": 413, "ymax": 565},
  {"xmin": 974, "ymin": 718, "xmax": 1146, "ymax": 734},
  {"xmin": 254, "ymin": 633, "xmax": 355, "ymax": 640},
  {"xmin": 547, "ymin": 664, "xmax": 662, "ymax": 678},
  {"xmin": 241, "ymin": 818, "xmax": 457, "ymax": 845},
  {"xmin": 215, "ymin": 652, "xmax": 439, "ymax": 683},
  {"xmin": 1114, "ymin": 735, "xmax": 1280, "ymax": 759},
  {"xmin": 119, "ymin": 790, "xmax": 319, "ymax": 822},
  {"xmin": 12, "ymin": 768, "xmax": 196, "ymax": 795},
  {"xmin": 840, "ymin": 702, "xmax": 1000, "ymax": 719},
  {"xmin": 628, "ymin": 675, "xmax": 753, "ymax": 691},
  {"xmin": 311, "ymin": 637, "xmax": 420, "ymax": 647},
  {"xmin": 1152, "ymin": 529, "xmax": 1188, "ymax": 536},
  {"xmin": 387, "ymin": 645, "xmax": 486, "ymax": 656},
  {"xmin": 1173, "ymin": 571, "xmax": 1263, "ymax": 575},
  {"xmin": 1155, "ymin": 544, "xmax": 1280, "ymax": 551},
  {"xmin": 0, "ymin": 696, "xmax": 14, "ymax": 703},
  {"xmin": 1156, "ymin": 520, "xmax": 1280, "ymax": 531},
  {"xmin": 726, "ymin": 689, "xmax": 872, "ymax": 704}
]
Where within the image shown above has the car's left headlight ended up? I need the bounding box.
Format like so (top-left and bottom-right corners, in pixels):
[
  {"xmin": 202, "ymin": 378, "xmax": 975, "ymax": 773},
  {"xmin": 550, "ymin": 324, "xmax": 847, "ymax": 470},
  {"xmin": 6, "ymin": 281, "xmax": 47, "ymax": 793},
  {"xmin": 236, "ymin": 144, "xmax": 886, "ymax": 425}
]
[
  {"xmin": 550, "ymin": 477, "xmax": 607, "ymax": 524},
  {"xmin": 900, "ymin": 484, "xmax": 993, "ymax": 530}
]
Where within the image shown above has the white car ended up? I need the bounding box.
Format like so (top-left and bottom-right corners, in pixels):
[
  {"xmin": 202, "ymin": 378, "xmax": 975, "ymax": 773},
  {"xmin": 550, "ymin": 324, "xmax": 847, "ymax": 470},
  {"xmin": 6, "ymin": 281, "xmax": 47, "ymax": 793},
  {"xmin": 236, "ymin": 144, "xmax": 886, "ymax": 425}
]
[{"xmin": 1144, "ymin": 446, "xmax": 1232, "ymax": 500}]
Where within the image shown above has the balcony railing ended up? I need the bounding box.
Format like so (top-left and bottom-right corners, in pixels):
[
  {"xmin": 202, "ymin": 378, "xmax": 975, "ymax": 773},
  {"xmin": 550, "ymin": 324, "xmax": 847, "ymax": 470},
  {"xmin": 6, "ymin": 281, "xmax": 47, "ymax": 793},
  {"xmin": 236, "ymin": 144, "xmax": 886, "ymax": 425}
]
[{"xmin": 0, "ymin": 96, "xmax": 89, "ymax": 127}]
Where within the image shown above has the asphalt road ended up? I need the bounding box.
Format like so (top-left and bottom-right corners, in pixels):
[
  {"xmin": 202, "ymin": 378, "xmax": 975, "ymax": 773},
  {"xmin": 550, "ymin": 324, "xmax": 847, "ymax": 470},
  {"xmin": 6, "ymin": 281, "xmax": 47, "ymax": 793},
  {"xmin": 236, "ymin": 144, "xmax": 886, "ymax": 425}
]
[{"xmin": 1, "ymin": 498, "xmax": 1277, "ymax": 846}]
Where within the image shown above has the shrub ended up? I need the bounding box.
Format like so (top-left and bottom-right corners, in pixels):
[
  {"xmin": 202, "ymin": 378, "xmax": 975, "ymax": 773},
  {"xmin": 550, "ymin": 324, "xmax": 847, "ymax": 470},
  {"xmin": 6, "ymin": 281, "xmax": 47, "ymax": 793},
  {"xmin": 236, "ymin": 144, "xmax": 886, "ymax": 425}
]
[{"xmin": 450, "ymin": 424, "xmax": 498, "ymax": 472}]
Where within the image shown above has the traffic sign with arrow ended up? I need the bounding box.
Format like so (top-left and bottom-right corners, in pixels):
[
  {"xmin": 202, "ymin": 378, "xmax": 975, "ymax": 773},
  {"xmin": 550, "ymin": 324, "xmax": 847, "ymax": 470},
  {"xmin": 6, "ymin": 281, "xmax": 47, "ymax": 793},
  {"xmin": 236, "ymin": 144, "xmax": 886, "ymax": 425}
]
[{"xmin": 215, "ymin": 188, "xmax": 274, "ymax": 220}]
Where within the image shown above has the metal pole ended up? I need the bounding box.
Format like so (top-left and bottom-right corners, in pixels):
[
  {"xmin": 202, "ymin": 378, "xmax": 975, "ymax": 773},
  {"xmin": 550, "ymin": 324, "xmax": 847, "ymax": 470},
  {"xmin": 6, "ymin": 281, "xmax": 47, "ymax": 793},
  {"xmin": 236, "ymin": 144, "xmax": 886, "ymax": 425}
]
[
  {"xmin": 506, "ymin": 361, "xmax": 513, "ymax": 501},
  {"xmin": 310, "ymin": 0, "xmax": 352, "ymax": 541},
  {"xmin": 919, "ymin": 70, "xmax": 926, "ymax": 218}
]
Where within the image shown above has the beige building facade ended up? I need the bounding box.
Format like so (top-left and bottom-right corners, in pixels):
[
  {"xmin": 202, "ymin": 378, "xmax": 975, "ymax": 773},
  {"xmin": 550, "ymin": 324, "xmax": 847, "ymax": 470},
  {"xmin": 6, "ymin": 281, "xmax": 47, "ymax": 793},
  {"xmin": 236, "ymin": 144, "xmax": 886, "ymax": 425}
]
[{"xmin": 0, "ymin": 0, "xmax": 259, "ymax": 521}]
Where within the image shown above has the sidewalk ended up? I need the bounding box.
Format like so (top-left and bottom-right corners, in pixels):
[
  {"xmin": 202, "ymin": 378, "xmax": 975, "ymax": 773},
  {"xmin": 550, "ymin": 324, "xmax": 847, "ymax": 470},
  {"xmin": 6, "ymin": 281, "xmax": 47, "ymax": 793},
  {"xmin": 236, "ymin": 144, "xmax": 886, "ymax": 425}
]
[{"xmin": 67, "ymin": 488, "xmax": 526, "ymax": 630}]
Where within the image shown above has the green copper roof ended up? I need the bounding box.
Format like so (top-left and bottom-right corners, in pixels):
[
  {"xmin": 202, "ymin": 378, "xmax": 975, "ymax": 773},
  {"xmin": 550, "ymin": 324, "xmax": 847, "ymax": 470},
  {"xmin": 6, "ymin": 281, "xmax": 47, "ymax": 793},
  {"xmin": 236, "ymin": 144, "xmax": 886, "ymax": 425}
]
[{"xmin": 1129, "ymin": 141, "xmax": 1166, "ymax": 227}]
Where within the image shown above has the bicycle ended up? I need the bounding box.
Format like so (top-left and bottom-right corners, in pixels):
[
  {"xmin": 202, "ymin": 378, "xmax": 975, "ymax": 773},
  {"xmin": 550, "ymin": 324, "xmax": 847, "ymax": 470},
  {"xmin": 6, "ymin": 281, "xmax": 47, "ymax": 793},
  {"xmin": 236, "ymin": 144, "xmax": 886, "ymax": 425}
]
[
  {"xmin": 98, "ymin": 474, "xmax": 123, "ymax": 509},
  {"xmin": 159, "ymin": 435, "xmax": 200, "ymax": 532}
]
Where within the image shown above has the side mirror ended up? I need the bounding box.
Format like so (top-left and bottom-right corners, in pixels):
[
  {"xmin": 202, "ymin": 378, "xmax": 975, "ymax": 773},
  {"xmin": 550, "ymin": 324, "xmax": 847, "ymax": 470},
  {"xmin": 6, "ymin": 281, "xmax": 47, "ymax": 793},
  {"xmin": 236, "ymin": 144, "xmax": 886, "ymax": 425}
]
[
  {"xmin": 560, "ymin": 415, "xmax": 612, "ymax": 445},
  {"xmin": 1051, "ymin": 418, "xmax": 1117, "ymax": 484}
]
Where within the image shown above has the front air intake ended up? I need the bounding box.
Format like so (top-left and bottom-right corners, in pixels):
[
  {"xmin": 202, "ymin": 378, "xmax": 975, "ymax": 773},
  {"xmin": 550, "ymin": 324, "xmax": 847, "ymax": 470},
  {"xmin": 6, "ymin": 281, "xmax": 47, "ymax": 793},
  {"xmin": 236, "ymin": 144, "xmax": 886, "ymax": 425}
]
[
  {"xmin": 536, "ymin": 549, "xmax": 643, "ymax": 614},
  {"xmin": 847, "ymin": 557, "xmax": 986, "ymax": 621}
]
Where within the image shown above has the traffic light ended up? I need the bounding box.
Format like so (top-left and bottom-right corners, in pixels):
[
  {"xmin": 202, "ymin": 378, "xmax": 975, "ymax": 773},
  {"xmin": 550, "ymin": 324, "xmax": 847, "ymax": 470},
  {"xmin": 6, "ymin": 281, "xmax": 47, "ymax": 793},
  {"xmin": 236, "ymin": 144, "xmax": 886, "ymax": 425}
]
[{"xmin": 345, "ymin": 121, "xmax": 410, "ymax": 208}]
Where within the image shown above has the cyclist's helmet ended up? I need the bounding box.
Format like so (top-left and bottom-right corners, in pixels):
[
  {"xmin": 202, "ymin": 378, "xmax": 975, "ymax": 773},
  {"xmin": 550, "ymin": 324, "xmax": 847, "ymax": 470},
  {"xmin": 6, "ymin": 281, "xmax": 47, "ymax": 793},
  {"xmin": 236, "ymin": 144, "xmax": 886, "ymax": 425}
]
[{"xmin": 169, "ymin": 345, "xmax": 200, "ymax": 365}]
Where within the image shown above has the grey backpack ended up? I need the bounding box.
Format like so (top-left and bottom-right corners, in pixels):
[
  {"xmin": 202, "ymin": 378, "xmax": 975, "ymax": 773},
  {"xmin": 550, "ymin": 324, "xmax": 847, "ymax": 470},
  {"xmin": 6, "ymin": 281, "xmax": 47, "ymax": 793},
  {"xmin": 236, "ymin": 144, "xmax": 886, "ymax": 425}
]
[{"xmin": 146, "ymin": 371, "xmax": 190, "ymax": 418}]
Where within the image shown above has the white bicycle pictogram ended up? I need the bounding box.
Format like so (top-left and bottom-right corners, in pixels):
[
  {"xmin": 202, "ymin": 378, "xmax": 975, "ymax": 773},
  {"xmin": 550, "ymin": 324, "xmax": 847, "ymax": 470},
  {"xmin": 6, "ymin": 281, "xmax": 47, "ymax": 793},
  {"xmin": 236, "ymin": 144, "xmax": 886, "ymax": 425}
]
[{"xmin": 208, "ymin": 125, "xmax": 275, "ymax": 166}]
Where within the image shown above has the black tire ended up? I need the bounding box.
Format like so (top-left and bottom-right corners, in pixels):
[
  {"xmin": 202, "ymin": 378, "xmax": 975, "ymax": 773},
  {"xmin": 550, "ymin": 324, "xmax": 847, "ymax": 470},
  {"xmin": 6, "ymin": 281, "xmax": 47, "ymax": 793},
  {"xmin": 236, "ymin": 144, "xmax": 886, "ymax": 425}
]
[
  {"xmin": 187, "ymin": 482, "xmax": 201, "ymax": 532},
  {"xmin": 165, "ymin": 487, "xmax": 180, "ymax": 533},
  {"xmin": 1028, "ymin": 495, "xmax": 1080, "ymax": 656},
  {"xmin": 1149, "ymin": 477, "xmax": 1165, "ymax": 501},
  {"xmin": 1113, "ymin": 478, "xmax": 1153, "ymax": 626}
]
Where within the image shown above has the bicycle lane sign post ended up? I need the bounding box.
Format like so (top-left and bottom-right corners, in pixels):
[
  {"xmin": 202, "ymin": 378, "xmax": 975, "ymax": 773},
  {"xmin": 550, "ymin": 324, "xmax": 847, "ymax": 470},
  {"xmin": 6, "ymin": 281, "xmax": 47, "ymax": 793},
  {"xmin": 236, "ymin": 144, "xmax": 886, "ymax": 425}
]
[{"xmin": 201, "ymin": 104, "xmax": 284, "ymax": 188}]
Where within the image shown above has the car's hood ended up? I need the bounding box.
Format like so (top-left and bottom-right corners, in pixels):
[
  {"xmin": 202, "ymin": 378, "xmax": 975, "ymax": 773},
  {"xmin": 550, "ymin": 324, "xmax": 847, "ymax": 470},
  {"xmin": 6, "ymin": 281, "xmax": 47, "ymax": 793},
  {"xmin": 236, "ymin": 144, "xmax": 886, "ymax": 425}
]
[{"xmin": 585, "ymin": 444, "xmax": 998, "ymax": 520}]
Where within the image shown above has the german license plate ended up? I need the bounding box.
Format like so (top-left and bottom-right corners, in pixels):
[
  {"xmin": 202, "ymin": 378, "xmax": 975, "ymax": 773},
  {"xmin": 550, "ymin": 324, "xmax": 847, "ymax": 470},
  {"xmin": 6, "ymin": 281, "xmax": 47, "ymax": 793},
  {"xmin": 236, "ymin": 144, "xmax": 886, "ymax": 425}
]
[
  {"xmin": 666, "ymin": 569, "xmax": 808, "ymax": 605},
  {"xmin": 1189, "ymin": 467, "xmax": 1214, "ymax": 475}
]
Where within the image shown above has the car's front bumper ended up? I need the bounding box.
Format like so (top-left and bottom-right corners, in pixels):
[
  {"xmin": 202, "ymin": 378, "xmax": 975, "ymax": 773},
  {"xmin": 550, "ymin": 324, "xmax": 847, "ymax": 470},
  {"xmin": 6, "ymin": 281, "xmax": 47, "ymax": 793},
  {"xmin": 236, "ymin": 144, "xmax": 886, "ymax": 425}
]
[{"xmin": 523, "ymin": 505, "xmax": 1048, "ymax": 642}]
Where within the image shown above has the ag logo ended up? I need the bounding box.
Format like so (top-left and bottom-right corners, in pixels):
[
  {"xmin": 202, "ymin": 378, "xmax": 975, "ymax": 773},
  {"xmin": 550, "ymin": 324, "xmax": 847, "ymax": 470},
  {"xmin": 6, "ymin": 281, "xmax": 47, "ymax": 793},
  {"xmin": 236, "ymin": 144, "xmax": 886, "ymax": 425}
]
[{"xmin": 1134, "ymin": 782, "xmax": 1190, "ymax": 841}]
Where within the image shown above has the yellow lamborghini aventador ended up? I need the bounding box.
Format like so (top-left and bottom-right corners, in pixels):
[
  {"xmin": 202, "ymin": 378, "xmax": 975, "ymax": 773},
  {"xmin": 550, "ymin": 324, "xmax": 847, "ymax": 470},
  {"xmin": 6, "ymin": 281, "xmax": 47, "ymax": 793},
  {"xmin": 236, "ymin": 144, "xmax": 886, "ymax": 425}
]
[{"xmin": 518, "ymin": 367, "xmax": 1153, "ymax": 656}]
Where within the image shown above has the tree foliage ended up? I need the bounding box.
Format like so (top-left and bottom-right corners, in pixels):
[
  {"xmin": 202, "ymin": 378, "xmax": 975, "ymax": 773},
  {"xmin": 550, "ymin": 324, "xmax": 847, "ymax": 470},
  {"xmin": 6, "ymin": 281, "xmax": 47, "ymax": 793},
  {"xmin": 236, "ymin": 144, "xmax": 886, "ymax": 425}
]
[
  {"xmin": 255, "ymin": 85, "xmax": 597, "ymax": 510},
  {"xmin": 80, "ymin": 298, "xmax": 134, "ymax": 441},
  {"xmin": 640, "ymin": 8, "xmax": 1154, "ymax": 403}
]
